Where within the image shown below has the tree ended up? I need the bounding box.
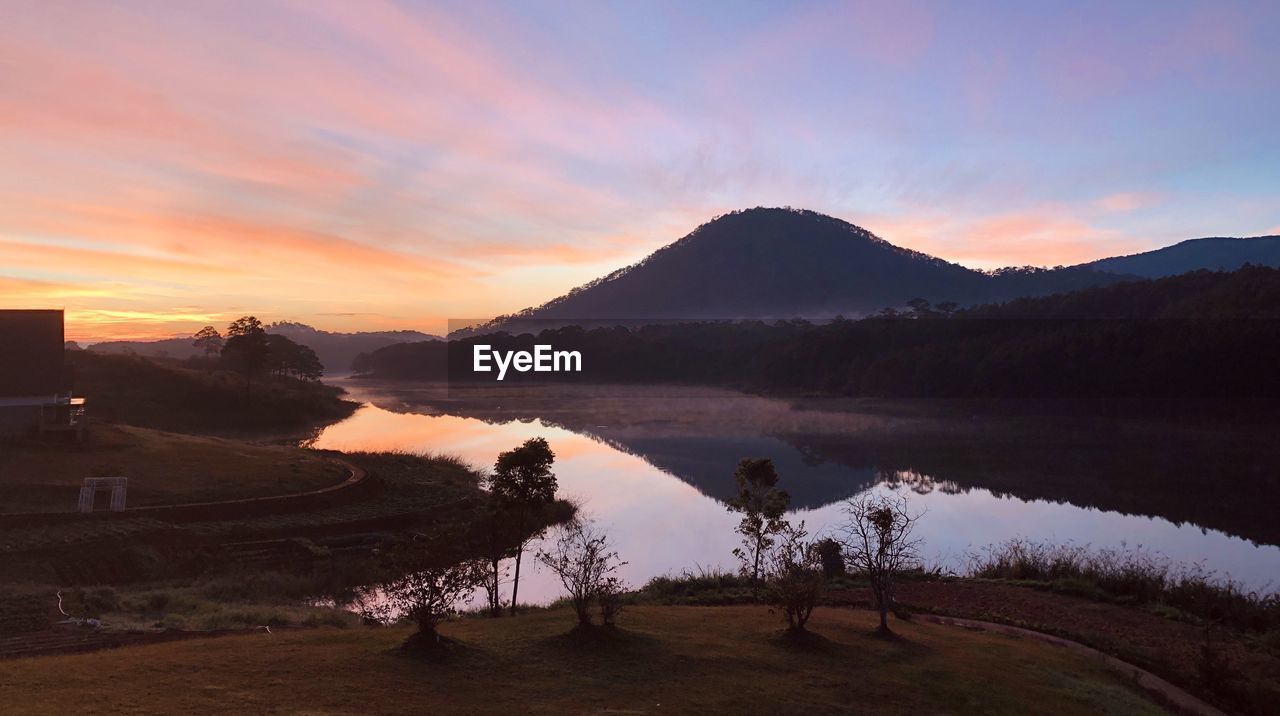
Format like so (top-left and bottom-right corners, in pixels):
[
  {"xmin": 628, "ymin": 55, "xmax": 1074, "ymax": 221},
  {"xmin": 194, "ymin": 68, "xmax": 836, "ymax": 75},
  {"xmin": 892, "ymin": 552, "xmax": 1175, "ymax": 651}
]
[
  {"xmin": 356, "ymin": 532, "xmax": 487, "ymax": 654},
  {"xmin": 476, "ymin": 499, "xmax": 520, "ymax": 617},
  {"xmin": 726, "ymin": 458, "xmax": 791, "ymax": 592},
  {"xmin": 265, "ymin": 334, "xmax": 323, "ymax": 380},
  {"xmin": 814, "ymin": 537, "xmax": 845, "ymax": 579},
  {"xmin": 840, "ymin": 493, "xmax": 923, "ymax": 634},
  {"xmin": 220, "ymin": 316, "xmax": 269, "ymax": 396},
  {"xmin": 226, "ymin": 315, "xmax": 265, "ymax": 338},
  {"xmin": 192, "ymin": 326, "xmax": 223, "ymax": 361},
  {"xmin": 536, "ymin": 518, "xmax": 627, "ymax": 628},
  {"xmin": 765, "ymin": 521, "xmax": 824, "ymax": 633},
  {"xmin": 487, "ymin": 437, "xmax": 558, "ymax": 615},
  {"xmin": 906, "ymin": 297, "xmax": 935, "ymax": 318}
]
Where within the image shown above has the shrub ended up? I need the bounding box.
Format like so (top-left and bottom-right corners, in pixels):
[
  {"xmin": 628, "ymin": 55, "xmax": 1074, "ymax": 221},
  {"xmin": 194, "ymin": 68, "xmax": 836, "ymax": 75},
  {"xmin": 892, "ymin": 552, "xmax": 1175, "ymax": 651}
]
[
  {"xmin": 536, "ymin": 518, "xmax": 627, "ymax": 627},
  {"xmin": 765, "ymin": 522, "xmax": 824, "ymax": 632}
]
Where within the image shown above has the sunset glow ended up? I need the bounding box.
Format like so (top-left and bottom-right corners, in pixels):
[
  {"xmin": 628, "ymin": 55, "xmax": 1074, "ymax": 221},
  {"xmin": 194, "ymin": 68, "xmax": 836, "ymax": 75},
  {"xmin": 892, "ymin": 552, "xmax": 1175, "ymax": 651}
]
[{"xmin": 3, "ymin": 1, "xmax": 1279, "ymax": 341}]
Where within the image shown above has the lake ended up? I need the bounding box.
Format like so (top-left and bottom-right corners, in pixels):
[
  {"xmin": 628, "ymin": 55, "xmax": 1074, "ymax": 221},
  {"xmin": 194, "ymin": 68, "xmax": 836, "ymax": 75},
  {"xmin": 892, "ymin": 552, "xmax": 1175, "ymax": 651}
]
[{"xmin": 310, "ymin": 381, "xmax": 1280, "ymax": 603}]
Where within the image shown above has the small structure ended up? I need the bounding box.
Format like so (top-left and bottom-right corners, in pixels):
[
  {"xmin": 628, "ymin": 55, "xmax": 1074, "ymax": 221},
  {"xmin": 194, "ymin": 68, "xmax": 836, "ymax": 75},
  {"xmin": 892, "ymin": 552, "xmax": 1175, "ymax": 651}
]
[
  {"xmin": 77, "ymin": 477, "xmax": 128, "ymax": 513},
  {"xmin": 0, "ymin": 310, "xmax": 87, "ymax": 439}
]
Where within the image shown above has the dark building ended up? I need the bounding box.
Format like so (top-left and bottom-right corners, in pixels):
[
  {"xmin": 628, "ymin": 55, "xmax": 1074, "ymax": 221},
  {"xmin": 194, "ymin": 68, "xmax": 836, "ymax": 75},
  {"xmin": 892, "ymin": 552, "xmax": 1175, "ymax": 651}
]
[{"xmin": 0, "ymin": 309, "xmax": 85, "ymax": 437}]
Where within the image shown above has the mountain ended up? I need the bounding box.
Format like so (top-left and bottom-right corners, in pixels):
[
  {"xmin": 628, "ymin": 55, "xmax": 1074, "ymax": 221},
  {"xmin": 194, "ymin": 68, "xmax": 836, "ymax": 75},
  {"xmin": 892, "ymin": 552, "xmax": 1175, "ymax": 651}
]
[
  {"xmin": 485, "ymin": 208, "xmax": 1130, "ymax": 329},
  {"xmin": 1079, "ymin": 235, "xmax": 1280, "ymax": 278},
  {"xmin": 263, "ymin": 323, "xmax": 436, "ymax": 375},
  {"xmin": 89, "ymin": 323, "xmax": 436, "ymax": 374},
  {"xmin": 485, "ymin": 209, "xmax": 1280, "ymax": 331}
]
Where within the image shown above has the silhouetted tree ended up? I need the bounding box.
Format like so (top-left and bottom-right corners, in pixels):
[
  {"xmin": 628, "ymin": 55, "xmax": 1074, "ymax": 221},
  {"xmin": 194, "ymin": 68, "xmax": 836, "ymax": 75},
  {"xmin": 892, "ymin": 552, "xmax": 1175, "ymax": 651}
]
[
  {"xmin": 192, "ymin": 326, "xmax": 223, "ymax": 361},
  {"xmin": 840, "ymin": 494, "xmax": 923, "ymax": 634},
  {"xmin": 476, "ymin": 498, "xmax": 519, "ymax": 617},
  {"xmin": 815, "ymin": 537, "xmax": 846, "ymax": 578},
  {"xmin": 487, "ymin": 437, "xmax": 558, "ymax": 615},
  {"xmin": 726, "ymin": 458, "xmax": 791, "ymax": 593},
  {"xmin": 220, "ymin": 316, "xmax": 269, "ymax": 396},
  {"xmin": 536, "ymin": 518, "xmax": 627, "ymax": 628},
  {"xmin": 765, "ymin": 521, "xmax": 824, "ymax": 632},
  {"xmin": 265, "ymin": 334, "xmax": 323, "ymax": 380}
]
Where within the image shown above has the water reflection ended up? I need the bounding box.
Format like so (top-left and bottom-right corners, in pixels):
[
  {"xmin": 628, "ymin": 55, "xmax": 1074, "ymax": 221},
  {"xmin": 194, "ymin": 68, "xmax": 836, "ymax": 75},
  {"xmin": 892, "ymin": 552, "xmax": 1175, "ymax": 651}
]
[{"xmin": 309, "ymin": 383, "xmax": 1280, "ymax": 601}]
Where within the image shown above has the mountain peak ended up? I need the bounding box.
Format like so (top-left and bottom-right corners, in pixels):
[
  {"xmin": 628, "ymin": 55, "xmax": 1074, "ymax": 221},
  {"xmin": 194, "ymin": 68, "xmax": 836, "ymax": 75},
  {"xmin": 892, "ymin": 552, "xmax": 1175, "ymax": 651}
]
[{"xmin": 504, "ymin": 208, "xmax": 981, "ymax": 322}]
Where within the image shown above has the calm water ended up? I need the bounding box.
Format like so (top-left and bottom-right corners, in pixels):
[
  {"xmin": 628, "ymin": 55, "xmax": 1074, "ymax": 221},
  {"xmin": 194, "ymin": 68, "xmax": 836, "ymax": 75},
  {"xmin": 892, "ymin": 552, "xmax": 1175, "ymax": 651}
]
[{"xmin": 310, "ymin": 381, "xmax": 1280, "ymax": 603}]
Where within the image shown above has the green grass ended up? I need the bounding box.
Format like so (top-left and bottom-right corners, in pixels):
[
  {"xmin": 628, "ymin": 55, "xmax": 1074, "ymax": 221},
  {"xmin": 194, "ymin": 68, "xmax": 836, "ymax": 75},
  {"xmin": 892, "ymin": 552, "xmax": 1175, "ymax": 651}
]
[
  {"xmin": 0, "ymin": 605, "xmax": 1164, "ymax": 714},
  {"xmin": 0, "ymin": 423, "xmax": 346, "ymax": 513}
]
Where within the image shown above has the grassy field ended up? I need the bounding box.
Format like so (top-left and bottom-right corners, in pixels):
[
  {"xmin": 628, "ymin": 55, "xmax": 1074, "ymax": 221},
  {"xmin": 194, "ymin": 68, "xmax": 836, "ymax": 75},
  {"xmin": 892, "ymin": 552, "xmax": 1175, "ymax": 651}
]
[
  {"xmin": 0, "ymin": 606, "xmax": 1163, "ymax": 714},
  {"xmin": 0, "ymin": 423, "xmax": 346, "ymax": 513}
]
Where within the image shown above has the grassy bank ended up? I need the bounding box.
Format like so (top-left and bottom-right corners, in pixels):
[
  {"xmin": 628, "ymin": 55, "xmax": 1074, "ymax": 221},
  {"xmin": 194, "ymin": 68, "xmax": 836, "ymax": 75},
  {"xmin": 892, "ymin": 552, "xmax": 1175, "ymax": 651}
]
[
  {"xmin": 69, "ymin": 350, "xmax": 357, "ymax": 433},
  {"xmin": 0, "ymin": 450, "xmax": 573, "ymax": 599},
  {"xmin": 0, "ymin": 605, "xmax": 1163, "ymax": 715},
  {"xmin": 965, "ymin": 538, "xmax": 1280, "ymax": 634},
  {"xmin": 0, "ymin": 423, "xmax": 346, "ymax": 513}
]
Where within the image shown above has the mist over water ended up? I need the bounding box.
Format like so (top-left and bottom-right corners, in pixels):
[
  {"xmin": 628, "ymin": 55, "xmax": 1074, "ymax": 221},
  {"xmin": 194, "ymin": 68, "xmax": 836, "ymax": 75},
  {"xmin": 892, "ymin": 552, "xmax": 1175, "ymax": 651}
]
[{"xmin": 310, "ymin": 382, "xmax": 1280, "ymax": 603}]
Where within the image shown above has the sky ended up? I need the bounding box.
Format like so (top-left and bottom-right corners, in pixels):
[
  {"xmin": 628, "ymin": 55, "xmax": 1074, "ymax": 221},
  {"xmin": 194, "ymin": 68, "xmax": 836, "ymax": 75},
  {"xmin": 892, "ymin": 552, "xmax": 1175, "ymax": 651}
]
[{"xmin": 3, "ymin": 0, "xmax": 1279, "ymax": 341}]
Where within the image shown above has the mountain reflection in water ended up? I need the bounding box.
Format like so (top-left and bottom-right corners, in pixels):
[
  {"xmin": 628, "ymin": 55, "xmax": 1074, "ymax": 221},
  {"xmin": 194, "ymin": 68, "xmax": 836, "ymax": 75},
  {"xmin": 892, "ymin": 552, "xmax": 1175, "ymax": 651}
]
[{"xmin": 308, "ymin": 381, "xmax": 1280, "ymax": 602}]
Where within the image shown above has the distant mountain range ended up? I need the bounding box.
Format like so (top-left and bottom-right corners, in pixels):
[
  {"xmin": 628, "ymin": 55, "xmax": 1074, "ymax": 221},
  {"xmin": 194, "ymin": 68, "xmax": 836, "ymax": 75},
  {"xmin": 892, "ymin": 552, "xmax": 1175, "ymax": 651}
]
[
  {"xmin": 480, "ymin": 207, "xmax": 1280, "ymax": 330},
  {"xmin": 89, "ymin": 322, "xmax": 437, "ymax": 375},
  {"xmin": 1081, "ymin": 235, "xmax": 1280, "ymax": 278}
]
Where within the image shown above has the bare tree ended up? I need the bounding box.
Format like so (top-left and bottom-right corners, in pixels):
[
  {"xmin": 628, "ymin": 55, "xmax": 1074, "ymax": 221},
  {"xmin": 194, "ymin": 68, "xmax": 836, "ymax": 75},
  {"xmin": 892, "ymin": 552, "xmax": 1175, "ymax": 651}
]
[
  {"xmin": 357, "ymin": 533, "xmax": 487, "ymax": 654},
  {"xmin": 840, "ymin": 493, "xmax": 924, "ymax": 634},
  {"xmin": 536, "ymin": 518, "xmax": 627, "ymax": 628},
  {"xmin": 765, "ymin": 521, "xmax": 824, "ymax": 633}
]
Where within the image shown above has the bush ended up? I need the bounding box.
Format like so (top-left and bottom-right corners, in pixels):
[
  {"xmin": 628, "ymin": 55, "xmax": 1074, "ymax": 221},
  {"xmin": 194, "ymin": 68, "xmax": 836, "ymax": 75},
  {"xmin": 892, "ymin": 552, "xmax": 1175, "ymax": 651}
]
[
  {"xmin": 765, "ymin": 523, "xmax": 823, "ymax": 632},
  {"xmin": 639, "ymin": 567, "xmax": 753, "ymax": 605}
]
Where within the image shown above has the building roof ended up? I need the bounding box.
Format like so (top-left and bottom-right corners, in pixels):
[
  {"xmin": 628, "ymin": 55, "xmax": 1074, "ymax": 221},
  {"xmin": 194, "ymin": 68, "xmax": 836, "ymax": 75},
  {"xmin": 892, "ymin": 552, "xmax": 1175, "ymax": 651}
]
[{"xmin": 0, "ymin": 310, "xmax": 67, "ymax": 397}]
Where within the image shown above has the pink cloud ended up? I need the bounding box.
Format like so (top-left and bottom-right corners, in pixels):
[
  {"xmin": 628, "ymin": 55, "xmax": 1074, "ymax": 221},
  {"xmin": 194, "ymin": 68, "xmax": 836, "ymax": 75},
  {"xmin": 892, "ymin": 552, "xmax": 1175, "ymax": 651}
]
[
  {"xmin": 858, "ymin": 208, "xmax": 1152, "ymax": 270},
  {"xmin": 1093, "ymin": 192, "xmax": 1163, "ymax": 213}
]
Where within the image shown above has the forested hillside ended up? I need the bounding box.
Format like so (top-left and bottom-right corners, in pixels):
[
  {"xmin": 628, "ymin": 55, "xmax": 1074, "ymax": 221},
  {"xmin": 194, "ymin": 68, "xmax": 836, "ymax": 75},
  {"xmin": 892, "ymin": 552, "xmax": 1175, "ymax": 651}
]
[{"xmin": 357, "ymin": 267, "xmax": 1280, "ymax": 402}]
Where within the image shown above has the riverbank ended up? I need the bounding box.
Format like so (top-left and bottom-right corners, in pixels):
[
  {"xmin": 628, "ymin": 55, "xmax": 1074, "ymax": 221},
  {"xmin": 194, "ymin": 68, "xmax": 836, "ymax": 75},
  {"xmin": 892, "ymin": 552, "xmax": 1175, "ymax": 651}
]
[{"xmin": 0, "ymin": 605, "xmax": 1166, "ymax": 715}]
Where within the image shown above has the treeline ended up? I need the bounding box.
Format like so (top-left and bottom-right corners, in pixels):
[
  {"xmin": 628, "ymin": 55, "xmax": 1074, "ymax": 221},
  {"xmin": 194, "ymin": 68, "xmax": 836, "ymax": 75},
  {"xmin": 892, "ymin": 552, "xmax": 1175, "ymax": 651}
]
[
  {"xmin": 355, "ymin": 267, "xmax": 1280, "ymax": 400},
  {"xmin": 70, "ymin": 315, "xmax": 355, "ymax": 432},
  {"xmin": 68, "ymin": 350, "xmax": 356, "ymax": 432}
]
